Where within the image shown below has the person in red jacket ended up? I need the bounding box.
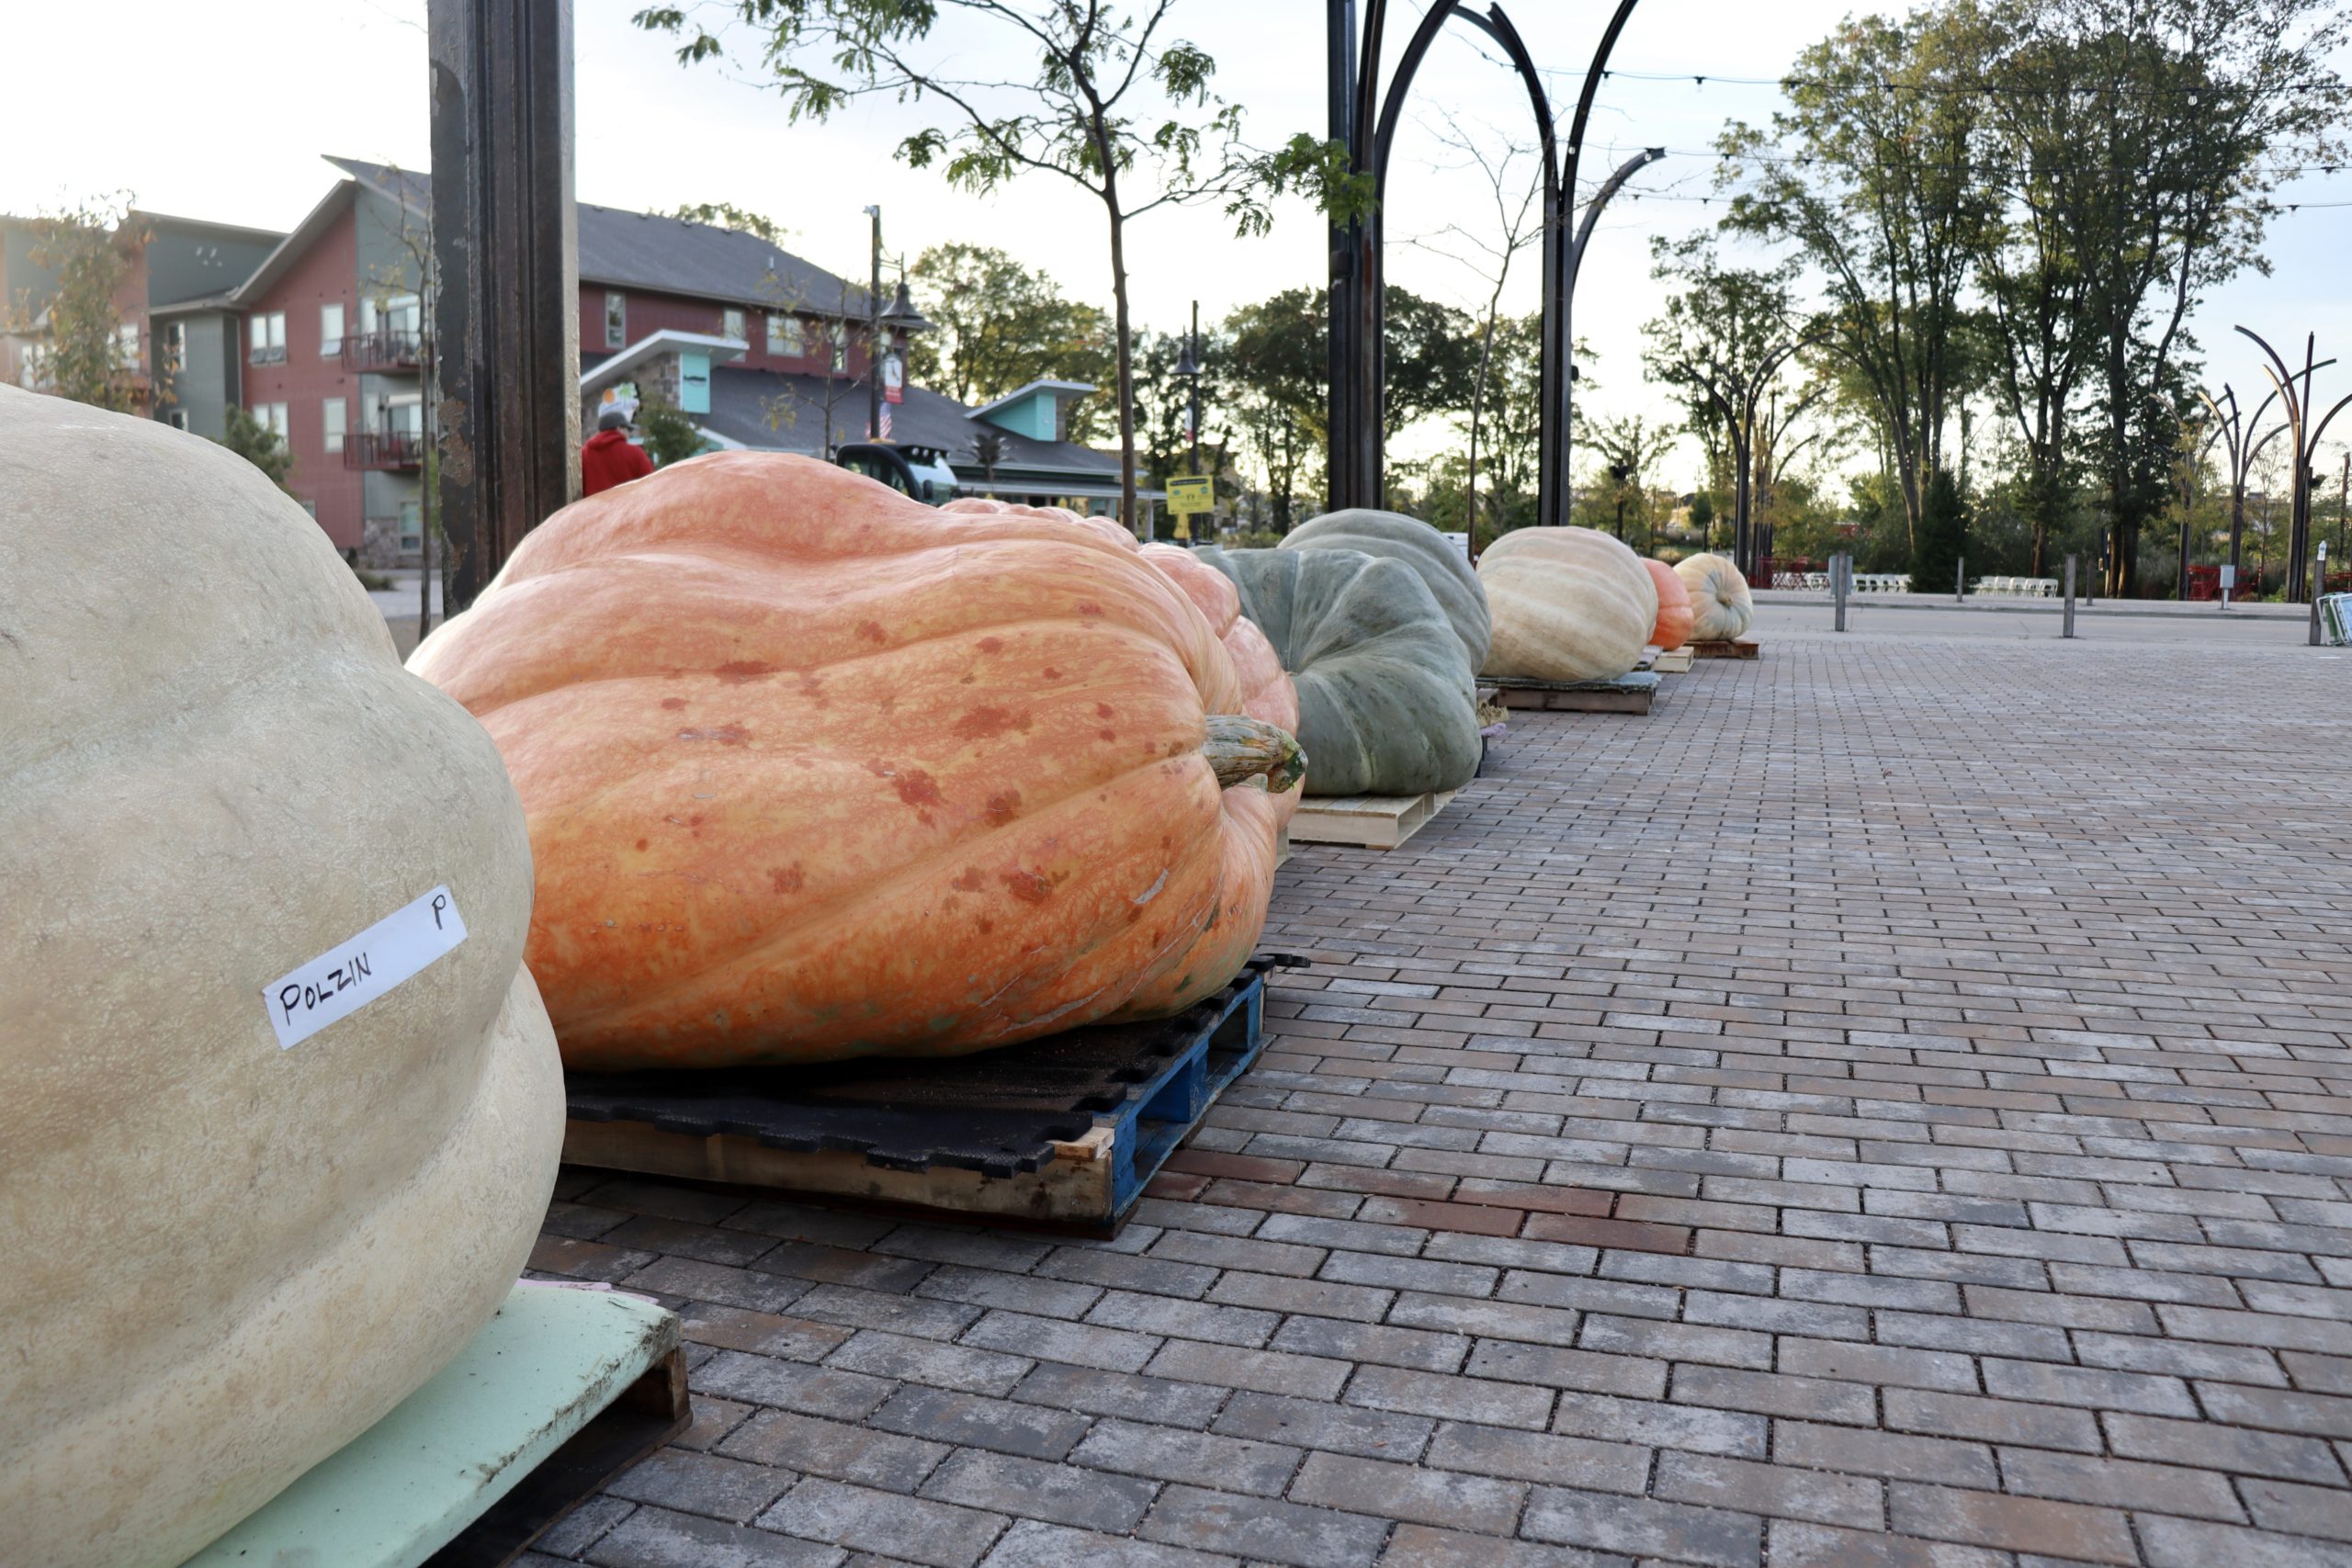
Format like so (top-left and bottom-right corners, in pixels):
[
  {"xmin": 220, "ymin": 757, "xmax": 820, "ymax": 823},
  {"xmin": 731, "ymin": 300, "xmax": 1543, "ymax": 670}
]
[{"xmin": 582, "ymin": 404, "xmax": 654, "ymax": 496}]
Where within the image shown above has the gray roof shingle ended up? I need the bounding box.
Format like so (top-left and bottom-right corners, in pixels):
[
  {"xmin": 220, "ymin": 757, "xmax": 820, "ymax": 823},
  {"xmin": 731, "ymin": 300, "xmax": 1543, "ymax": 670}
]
[{"xmin": 329, "ymin": 155, "xmax": 870, "ymax": 319}]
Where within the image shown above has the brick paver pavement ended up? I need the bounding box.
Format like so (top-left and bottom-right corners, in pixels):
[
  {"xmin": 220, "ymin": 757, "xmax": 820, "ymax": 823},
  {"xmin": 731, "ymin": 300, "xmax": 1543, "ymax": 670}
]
[{"xmin": 522, "ymin": 625, "xmax": 2352, "ymax": 1568}]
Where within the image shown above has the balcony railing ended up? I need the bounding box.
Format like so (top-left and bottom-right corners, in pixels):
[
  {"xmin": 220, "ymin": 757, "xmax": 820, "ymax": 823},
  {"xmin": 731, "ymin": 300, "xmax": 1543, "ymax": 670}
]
[
  {"xmin": 344, "ymin": 431, "xmax": 424, "ymax": 471},
  {"xmin": 342, "ymin": 329, "xmax": 425, "ymax": 373}
]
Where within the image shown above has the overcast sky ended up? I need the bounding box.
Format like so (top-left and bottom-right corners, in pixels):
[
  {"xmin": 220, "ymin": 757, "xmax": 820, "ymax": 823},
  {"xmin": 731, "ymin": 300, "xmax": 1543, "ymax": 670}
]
[{"xmin": 10, "ymin": 1, "xmax": 2348, "ymax": 488}]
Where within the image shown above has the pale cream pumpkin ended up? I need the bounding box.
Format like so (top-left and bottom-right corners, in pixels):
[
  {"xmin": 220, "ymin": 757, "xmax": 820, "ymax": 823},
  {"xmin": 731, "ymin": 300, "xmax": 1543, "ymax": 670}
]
[
  {"xmin": 1477, "ymin": 525, "xmax": 1659, "ymax": 682},
  {"xmin": 0, "ymin": 388, "xmax": 564, "ymax": 1568},
  {"xmin": 1675, "ymin": 551, "xmax": 1755, "ymax": 640}
]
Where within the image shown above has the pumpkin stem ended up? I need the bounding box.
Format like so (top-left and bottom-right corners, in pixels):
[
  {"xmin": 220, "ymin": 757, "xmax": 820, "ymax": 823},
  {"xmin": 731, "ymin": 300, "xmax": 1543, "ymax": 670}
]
[{"xmin": 1204, "ymin": 715, "xmax": 1306, "ymax": 795}]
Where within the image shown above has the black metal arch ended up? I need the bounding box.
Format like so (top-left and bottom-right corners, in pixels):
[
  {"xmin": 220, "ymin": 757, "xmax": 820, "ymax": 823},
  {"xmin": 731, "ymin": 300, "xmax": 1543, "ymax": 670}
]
[{"xmin": 1327, "ymin": 0, "xmax": 1643, "ymax": 532}]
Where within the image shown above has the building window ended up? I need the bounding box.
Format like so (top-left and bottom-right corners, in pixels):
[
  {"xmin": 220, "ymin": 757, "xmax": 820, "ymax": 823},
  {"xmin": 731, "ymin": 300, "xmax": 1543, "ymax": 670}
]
[
  {"xmin": 385, "ymin": 396, "xmax": 423, "ymax": 441},
  {"xmin": 115, "ymin": 321, "xmax": 140, "ymax": 369},
  {"xmin": 605, "ymin": 291, "xmax": 627, "ymax": 349},
  {"xmin": 160, "ymin": 321, "xmax": 186, "ymax": 373},
  {"xmin": 322, "ymin": 397, "xmax": 347, "ymax": 454},
  {"xmin": 249, "ymin": 311, "xmax": 286, "ymax": 365},
  {"xmin": 399, "ymin": 500, "xmax": 424, "ymax": 555},
  {"xmin": 829, "ymin": 323, "xmax": 847, "ymax": 375},
  {"xmin": 251, "ymin": 401, "xmax": 288, "ymax": 440},
  {"xmin": 723, "ymin": 307, "xmax": 745, "ymax": 344},
  {"xmin": 768, "ymin": 312, "xmax": 804, "ymax": 357},
  {"xmin": 321, "ymin": 303, "xmax": 345, "ymax": 356},
  {"xmin": 167, "ymin": 409, "xmax": 190, "ymax": 432}
]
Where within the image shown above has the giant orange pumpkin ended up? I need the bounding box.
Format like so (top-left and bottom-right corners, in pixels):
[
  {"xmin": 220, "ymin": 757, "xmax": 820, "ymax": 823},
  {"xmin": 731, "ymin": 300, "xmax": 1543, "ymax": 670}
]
[
  {"xmin": 1143, "ymin": 543, "xmax": 1302, "ymax": 827},
  {"xmin": 413, "ymin": 454, "xmax": 1299, "ymax": 1069},
  {"xmin": 1644, "ymin": 558, "xmax": 1694, "ymax": 650}
]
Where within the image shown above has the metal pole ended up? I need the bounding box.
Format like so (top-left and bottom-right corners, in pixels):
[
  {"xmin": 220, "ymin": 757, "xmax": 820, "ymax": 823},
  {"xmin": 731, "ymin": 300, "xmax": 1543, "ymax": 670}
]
[
  {"xmin": 1834, "ymin": 550, "xmax": 1849, "ymax": 632},
  {"xmin": 2313, "ymin": 541, "xmax": 2328, "ymax": 646},
  {"xmin": 1188, "ymin": 299, "xmax": 1201, "ymax": 481},
  {"xmin": 1562, "ymin": 145, "xmax": 1663, "ymax": 471},
  {"xmin": 866, "ymin": 207, "xmax": 882, "ymax": 442},
  {"xmin": 1956, "ymin": 553, "xmax": 1965, "ymax": 603},
  {"xmin": 2063, "ymin": 554, "xmax": 2076, "ymax": 637},
  {"xmin": 429, "ymin": 0, "xmax": 579, "ymax": 611}
]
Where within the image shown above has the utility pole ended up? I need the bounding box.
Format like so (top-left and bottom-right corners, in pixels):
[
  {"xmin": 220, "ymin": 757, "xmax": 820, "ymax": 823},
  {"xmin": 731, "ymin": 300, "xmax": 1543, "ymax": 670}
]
[
  {"xmin": 428, "ymin": 0, "xmax": 579, "ymax": 611},
  {"xmin": 864, "ymin": 205, "xmax": 882, "ymax": 442},
  {"xmin": 1187, "ymin": 300, "xmax": 1203, "ymax": 483}
]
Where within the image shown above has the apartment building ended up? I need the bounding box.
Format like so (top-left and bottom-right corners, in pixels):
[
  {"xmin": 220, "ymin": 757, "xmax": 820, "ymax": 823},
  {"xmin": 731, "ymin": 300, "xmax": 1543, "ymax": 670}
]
[
  {"xmin": 12, "ymin": 155, "xmax": 1129, "ymax": 564},
  {"xmin": 3, "ymin": 210, "xmax": 282, "ymax": 435}
]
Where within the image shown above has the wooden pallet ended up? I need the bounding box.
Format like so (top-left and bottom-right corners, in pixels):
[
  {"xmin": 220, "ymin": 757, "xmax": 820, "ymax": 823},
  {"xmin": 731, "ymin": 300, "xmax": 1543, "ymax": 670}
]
[
  {"xmin": 1690, "ymin": 637, "xmax": 1760, "ymax": 660},
  {"xmin": 1652, "ymin": 647, "xmax": 1694, "ymax": 673},
  {"xmin": 563, "ymin": 956, "xmax": 1293, "ymax": 1234},
  {"xmin": 1492, "ymin": 671, "xmax": 1658, "ymax": 715},
  {"xmin": 188, "ymin": 1286, "xmax": 686, "ymax": 1568},
  {"xmin": 1287, "ymin": 788, "xmax": 1458, "ymax": 850}
]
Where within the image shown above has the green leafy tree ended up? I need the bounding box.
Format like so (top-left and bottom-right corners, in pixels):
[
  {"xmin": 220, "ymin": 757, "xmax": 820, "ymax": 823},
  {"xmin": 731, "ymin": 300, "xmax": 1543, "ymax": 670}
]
[
  {"xmin": 2041, "ymin": 0, "xmax": 2346, "ymax": 594},
  {"xmin": 1719, "ymin": 14, "xmax": 1993, "ymax": 555},
  {"xmin": 669, "ymin": 202, "xmax": 791, "ymax": 244},
  {"xmin": 637, "ymin": 393, "xmax": 707, "ymax": 467},
  {"xmin": 1914, "ymin": 464, "xmax": 1969, "ymax": 592},
  {"xmin": 1573, "ymin": 412, "xmax": 1679, "ymax": 549},
  {"xmin": 905, "ymin": 243, "xmax": 1112, "ymax": 429},
  {"xmin": 635, "ymin": 0, "xmax": 1369, "ymax": 535},
  {"xmin": 219, "ymin": 404, "xmax": 294, "ymax": 491},
  {"xmin": 5, "ymin": 197, "xmax": 146, "ymax": 414},
  {"xmin": 1223, "ymin": 288, "xmax": 1326, "ymax": 532}
]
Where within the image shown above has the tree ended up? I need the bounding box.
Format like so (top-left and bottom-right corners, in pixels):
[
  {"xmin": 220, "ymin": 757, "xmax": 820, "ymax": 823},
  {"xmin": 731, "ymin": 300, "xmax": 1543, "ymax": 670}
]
[
  {"xmin": 220, "ymin": 404, "xmax": 294, "ymax": 491},
  {"xmin": 637, "ymin": 394, "xmax": 707, "ymax": 467},
  {"xmin": 1720, "ymin": 14, "xmax": 1993, "ymax": 553},
  {"xmin": 636, "ymin": 0, "xmax": 1367, "ymax": 536},
  {"xmin": 1914, "ymin": 463, "xmax": 1969, "ymax": 592},
  {"xmin": 905, "ymin": 243, "xmax": 1111, "ymax": 421},
  {"xmin": 1223, "ymin": 288, "xmax": 1326, "ymax": 532},
  {"xmin": 1644, "ymin": 238, "xmax": 1821, "ymax": 565},
  {"xmin": 1574, "ymin": 412, "xmax": 1679, "ymax": 548},
  {"xmin": 1402, "ymin": 113, "xmax": 1546, "ymax": 537},
  {"xmin": 669, "ymin": 202, "xmax": 790, "ymax": 244},
  {"xmin": 2040, "ymin": 0, "xmax": 2346, "ymax": 594},
  {"xmin": 5, "ymin": 197, "xmax": 146, "ymax": 414}
]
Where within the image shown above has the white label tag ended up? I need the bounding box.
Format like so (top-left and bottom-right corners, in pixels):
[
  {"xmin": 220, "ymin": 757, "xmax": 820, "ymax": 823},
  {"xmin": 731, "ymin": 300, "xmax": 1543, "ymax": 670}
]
[{"xmin": 262, "ymin": 886, "xmax": 468, "ymax": 1050}]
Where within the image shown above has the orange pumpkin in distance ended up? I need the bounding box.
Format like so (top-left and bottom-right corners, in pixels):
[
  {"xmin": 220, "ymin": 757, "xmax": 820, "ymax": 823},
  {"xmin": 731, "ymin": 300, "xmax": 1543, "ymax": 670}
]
[
  {"xmin": 1644, "ymin": 558, "xmax": 1694, "ymax": 650},
  {"xmin": 412, "ymin": 454, "xmax": 1299, "ymax": 1069}
]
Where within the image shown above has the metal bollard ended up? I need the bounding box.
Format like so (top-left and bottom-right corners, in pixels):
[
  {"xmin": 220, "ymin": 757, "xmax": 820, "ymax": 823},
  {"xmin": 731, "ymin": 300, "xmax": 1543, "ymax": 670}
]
[
  {"xmin": 1956, "ymin": 554, "xmax": 1965, "ymax": 603},
  {"xmin": 2063, "ymin": 555, "xmax": 2076, "ymax": 639},
  {"xmin": 2312, "ymin": 542, "xmax": 2330, "ymax": 647},
  {"xmin": 1834, "ymin": 552, "xmax": 1849, "ymax": 632}
]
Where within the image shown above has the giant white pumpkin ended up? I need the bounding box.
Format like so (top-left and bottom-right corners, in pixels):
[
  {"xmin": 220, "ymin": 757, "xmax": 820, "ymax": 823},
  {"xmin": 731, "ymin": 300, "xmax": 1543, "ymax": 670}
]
[
  {"xmin": 0, "ymin": 388, "xmax": 565, "ymax": 1568},
  {"xmin": 1675, "ymin": 551, "xmax": 1755, "ymax": 640},
  {"xmin": 1477, "ymin": 525, "xmax": 1659, "ymax": 682}
]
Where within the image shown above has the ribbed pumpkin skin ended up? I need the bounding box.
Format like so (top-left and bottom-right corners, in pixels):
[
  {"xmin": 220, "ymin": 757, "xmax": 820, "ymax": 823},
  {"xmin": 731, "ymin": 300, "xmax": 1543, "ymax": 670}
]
[
  {"xmin": 1195, "ymin": 546, "xmax": 1482, "ymax": 798},
  {"xmin": 0, "ymin": 388, "xmax": 562, "ymax": 1568},
  {"xmin": 1477, "ymin": 526, "xmax": 1660, "ymax": 682},
  {"xmin": 414, "ymin": 453, "xmax": 1283, "ymax": 1069},
  {"xmin": 1282, "ymin": 508, "xmax": 1491, "ymax": 671},
  {"xmin": 1644, "ymin": 558, "xmax": 1695, "ymax": 650},
  {"xmin": 1140, "ymin": 545, "xmax": 1300, "ymax": 734},
  {"xmin": 1141, "ymin": 544, "xmax": 1301, "ymax": 829},
  {"xmin": 1675, "ymin": 552, "xmax": 1755, "ymax": 640}
]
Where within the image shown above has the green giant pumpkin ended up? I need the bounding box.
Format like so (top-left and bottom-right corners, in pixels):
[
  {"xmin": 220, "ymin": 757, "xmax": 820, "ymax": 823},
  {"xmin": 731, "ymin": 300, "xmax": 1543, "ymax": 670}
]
[
  {"xmin": 1194, "ymin": 545, "xmax": 1481, "ymax": 798},
  {"xmin": 1282, "ymin": 509, "xmax": 1491, "ymax": 671}
]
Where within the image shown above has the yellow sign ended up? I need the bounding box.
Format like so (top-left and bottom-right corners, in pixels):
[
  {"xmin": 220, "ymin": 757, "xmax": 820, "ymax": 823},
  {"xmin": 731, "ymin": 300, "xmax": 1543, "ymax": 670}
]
[{"xmin": 1167, "ymin": 476, "xmax": 1214, "ymax": 517}]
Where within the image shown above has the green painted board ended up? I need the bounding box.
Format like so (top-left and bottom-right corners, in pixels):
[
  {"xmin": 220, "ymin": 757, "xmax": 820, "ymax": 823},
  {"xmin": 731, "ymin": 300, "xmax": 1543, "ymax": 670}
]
[{"xmin": 186, "ymin": 1285, "xmax": 679, "ymax": 1568}]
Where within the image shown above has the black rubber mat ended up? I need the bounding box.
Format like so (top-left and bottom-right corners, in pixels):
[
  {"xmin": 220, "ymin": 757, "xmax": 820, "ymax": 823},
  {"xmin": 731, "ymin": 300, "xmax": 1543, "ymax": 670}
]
[{"xmin": 566, "ymin": 953, "xmax": 1304, "ymax": 1179}]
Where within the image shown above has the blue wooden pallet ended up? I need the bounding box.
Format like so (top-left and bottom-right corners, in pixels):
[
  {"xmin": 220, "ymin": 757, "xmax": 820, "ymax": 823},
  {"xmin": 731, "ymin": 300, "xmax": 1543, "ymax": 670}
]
[{"xmin": 564, "ymin": 954, "xmax": 1299, "ymax": 1233}]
